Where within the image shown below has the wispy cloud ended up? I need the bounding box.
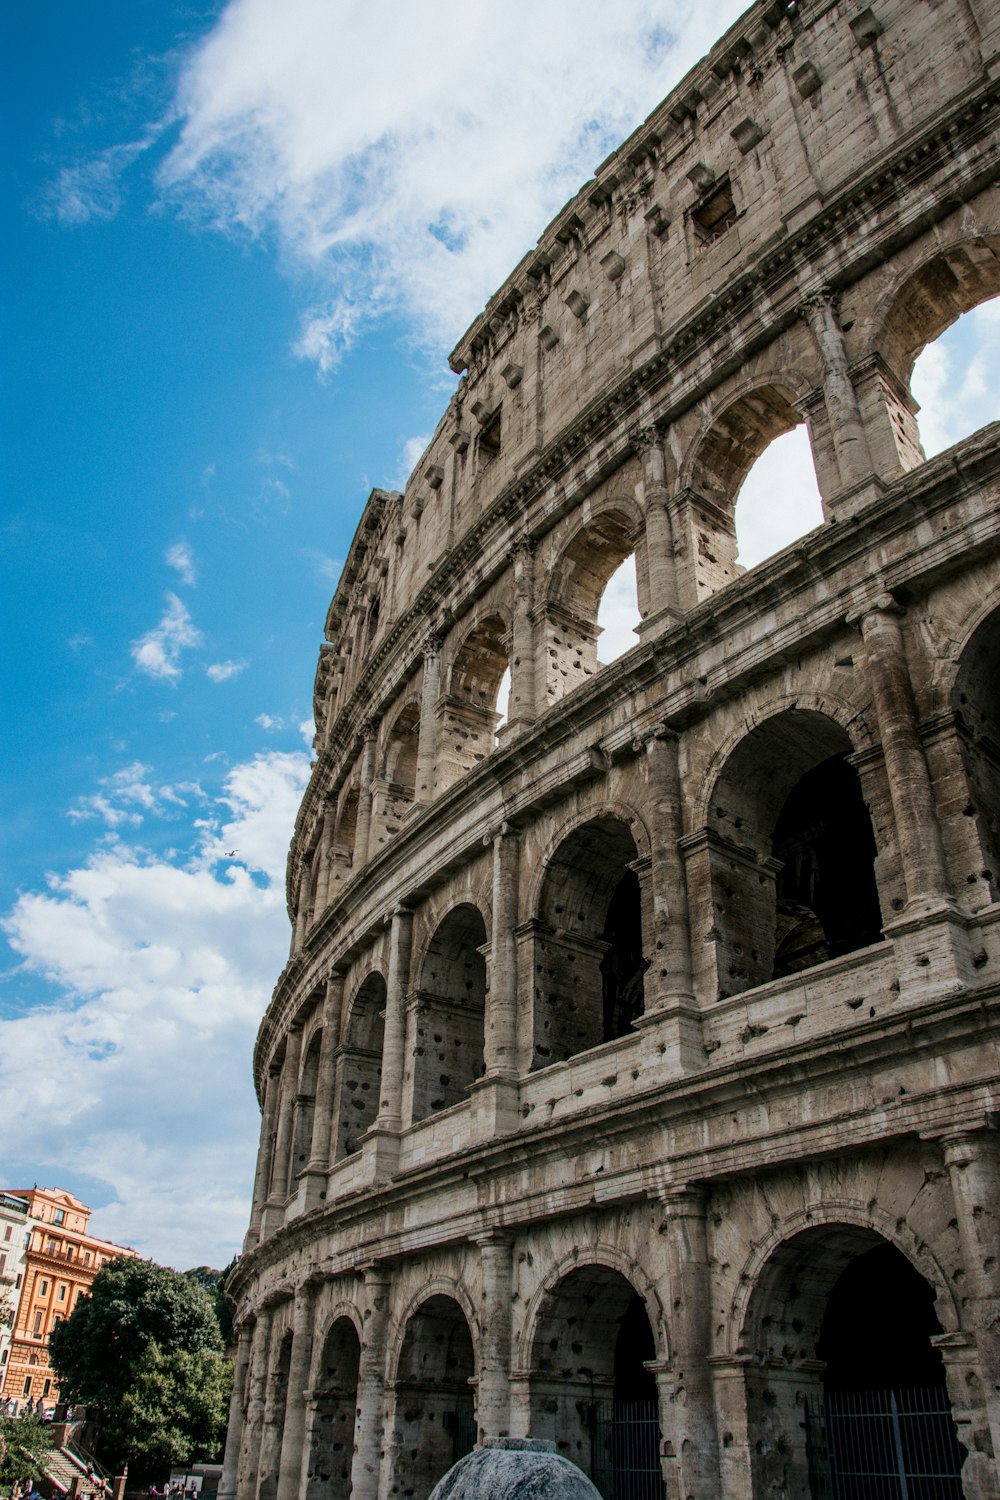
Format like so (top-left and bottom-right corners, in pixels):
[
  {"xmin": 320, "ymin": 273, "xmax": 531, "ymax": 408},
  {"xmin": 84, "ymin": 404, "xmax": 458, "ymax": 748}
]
[
  {"xmin": 166, "ymin": 540, "xmax": 197, "ymax": 587},
  {"xmin": 131, "ymin": 592, "xmax": 202, "ymax": 682},
  {"xmin": 206, "ymin": 658, "xmax": 248, "ymax": 682},
  {"xmin": 39, "ymin": 132, "xmax": 161, "ymax": 225}
]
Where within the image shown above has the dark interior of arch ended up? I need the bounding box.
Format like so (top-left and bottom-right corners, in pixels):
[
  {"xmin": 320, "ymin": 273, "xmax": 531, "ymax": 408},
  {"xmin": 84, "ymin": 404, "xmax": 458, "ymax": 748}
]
[
  {"xmin": 953, "ymin": 606, "xmax": 1000, "ymax": 900},
  {"xmin": 337, "ymin": 972, "xmax": 385, "ymax": 1159},
  {"xmin": 412, "ymin": 904, "xmax": 487, "ymax": 1121},
  {"xmin": 337, "ymin": 786, "xmax": 359, "ymax": 857},
  {"xmin": 306, "ymin": 1318, "xmax": 361, "ymax": 1500},
  {"xmin": 450, "ymin": 614, "xmax": 509, "ymax": 709},
  {"xmin": 818, "ymin": 1242, "xmax": 947, "ymax": 1390},
  {"xmin": 881, "ymin": 238, "xmax": 1000, "ymax": 386},
  {"xmin": 554, "ymin": 510, "xmax": 635, "ymax": 625},
  {"xmin": 534, "ymin": 817, "xmax": 645, "ymax": 1067},
  {"xmin": 709, "ymin": 711, "xmax": 883, "ymax": 994},
  {"xmin": 384, "ymin": 703, "xmax": 420, "ymax": 792},
  {"xmin": 395, "ymin": 1295, "xmax": 475, "ymax": 1499}
]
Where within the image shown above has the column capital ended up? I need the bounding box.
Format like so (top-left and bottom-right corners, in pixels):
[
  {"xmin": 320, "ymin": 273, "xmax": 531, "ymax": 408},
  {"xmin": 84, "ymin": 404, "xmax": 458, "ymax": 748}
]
[
  {"xmin": 484, "ymin": 819, "xmax": 520, "ymax": 846},
  {"xmin": 656, "ymin": 1182, "xmax": 709, "ymax": 1215}
]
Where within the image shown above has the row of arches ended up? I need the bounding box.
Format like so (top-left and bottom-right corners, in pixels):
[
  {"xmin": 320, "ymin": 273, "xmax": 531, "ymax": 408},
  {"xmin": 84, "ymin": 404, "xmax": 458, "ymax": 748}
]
[{"xmin": 241, "ymin": 1222, "xmax": 965, "ymax": 1500}]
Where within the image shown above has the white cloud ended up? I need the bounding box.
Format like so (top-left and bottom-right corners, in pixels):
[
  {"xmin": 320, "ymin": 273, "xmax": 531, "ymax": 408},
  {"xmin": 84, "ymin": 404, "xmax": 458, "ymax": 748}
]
[
  {"xmin": 305, "ymin": 549, "xmax": 343, "ymax": 585},
  {"xmin": 131, "ymin": 592, "xmax": 202, "ymax": 682},
  {"xmin": 166, "ymin": 540, "xmax": 197, "ymax": 586},
  {"xmin": 255, "ymin": 712, "xmax": 283, "ymax": 731},
  {"xmin": 68, "ymin": 765, "xmax": 204, "ymax": 829},
  {"xmin": 395, "ymin": 433, "xmax": 432, "ymax": 490},
  {"xmin": 1, "ymin": 748, "xmax": 310, "ymax": 1268},
  {"xmin": 39, "ymin": 133, "xmax": 159, "ymax": 225},
  {"xmin": 911, "ymin": 298, "xmax": 1000, "ymax": 458},
  {"xmin": 206, "ymin": 658, "xmax": 249, "ymax": 682},
  {"xmin": 153, "ymin": 0, "xmax": 747, "ymax": 369},
  {"xmin": 597, "ymin": 555, "xmax": 641, "ymax": 664},
  {"xmin": 735, "ymin": 425, "xmax": 825, "ymax": 570}
]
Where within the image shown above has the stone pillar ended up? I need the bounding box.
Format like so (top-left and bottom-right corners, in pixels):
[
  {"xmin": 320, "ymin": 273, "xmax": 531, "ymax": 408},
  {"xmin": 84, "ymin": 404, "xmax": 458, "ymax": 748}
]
[
  {"xmin": 237, "ymin": 1311, "xmax": 273, "ymax": 1500},
  {"xmin": 255, "ymin": 1310, "xmax": 289, "ymax": 1500},
  {"xmin": 312, "ymin": 806, "xmax": 337, "ymax": 914},
  {"xmin": 634, "ymin": 428, "xmax": 681, "ymax": 634},
  {"xmin": 292, "ymin": 858, "xmax": 312, "ymax": 955},
  {"xmin": 414, "ymin": 637, "xmax": 443, "ymax": 802},
  {"xmin": 352, "ymin": 725, "xmax": 379, "ymax": 867},
  {"xmin": 941, "ymin": 1130, "xmax": 1000, "ymax": 1464},
  {"xmin": 802, "ymin": 287, "xmax": 873, "ymax": 495},
  {"xmin": 635, "ymin": 729, "xmax": 703, "ymax": 1071},
  {"xmin": 507, "ymin": 540, "xmax": 536, "ymax": 731},
  {"xmin": 275, "ymin": 1281, "xmax": 317, "ymax": 1500},
  {"xmin": 476, "ymin": 1232, "xmax": 515, "ymax": 1441},
  {"xmin": 350, "ymin": 1265, "xmax": 392, "ymax": 1500},
  {"xmin": 660, "ymin": 1186, "xmax": 721, "ymax": 1500},
  {"xmin": 486, "ymin": 824, "xmax": 519, "ymax": 1077},
  {"xmin": 368, "ymin": 908, "xmax": 412, "ymax": 1169},
  {"xmin": 300, "ymin": 968, "xmax": 345, "ymax": 1207},
  {"xmin": 219, "ymin": 1323, "xmax": 253, "ymax": 1500},
  {"xmin": 245, "ymin": 1066, "xmax": 282, "ymax": 1251},
  {"xmin": 262, "ymin": 1028, "xmax": 303, "ymax": 1233}
]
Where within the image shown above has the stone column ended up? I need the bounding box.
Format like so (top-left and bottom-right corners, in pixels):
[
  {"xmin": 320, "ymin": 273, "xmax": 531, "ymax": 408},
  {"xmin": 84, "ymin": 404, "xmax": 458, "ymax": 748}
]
[
  {"xmin": 312, "ymin": 805, "xmax": 337, "ymax": 914},
  {"xmin": 802, "ymin": 287, "xmax": 873, "ymax": 494},
  {"xmin": 256, "ymin": 1311, "xmax": 289, "ymax": 1500},
  {"xmin": 859, "ymin": 599, "xmax": 950, "ymax": 908},
  {"xmin": 660, "ymin": 1186, "xmax": 721, "ymax": 1500},
  {"xmin": 476, "ymin": 1232, "xmax": 515, "ymax": 1441},
  {"xmin": 275, "ymin": 1281, "xmax": 317, "ymax": 1500},
  {"xmin": 262, "ymin": 1028, "xmax": 303, "ymax": 1233},
  {"xmin": 352, "ymin": 724, "xmax": 379, "ymax": 867},
  {"xmin": 292, "ymin": 858, "xmax": 312, "ymax": 955},
  {"xmin": 414, "ymin": 637, "xmax": 443, "ymax": 802},
  {"xmin": 486, "ymin": 824, "xmax": 519, "ymax": 1077},
  {"xmin": 245, "ymin": 1066, "xmax": 282, "ymax": 1251},
  {"xmin": 218, "ymin": 1323, "xmax": 252, "ymax": 1500},
  {"xmin": 634, "ymin": 427, "xmax": 681, "ymax": 633},
  {"xmin": 350, "ymin": 1265, "xmax": 392, "ymax": 1500},
  {"xmin": 300, "ymin": 968, "xmax": 345, "ymax": 1206},
  {"xmin": 635, "ymin": 729, "xmax": 702, "ymax": 1071},
  {"xmin": 941, "ymin": 1130, "xmax": 1000, "ymax": 1463},
  {"xmin": 236, "ymin": 1310, "xmax": 273, "ymax": 1500},
  {"xmin": 507, "ymin": 540, "xmax": 536, "ymax": 731},
  {"xmin": 375, "ymin": 907, "xmax": 413, "ymax": 1134}
]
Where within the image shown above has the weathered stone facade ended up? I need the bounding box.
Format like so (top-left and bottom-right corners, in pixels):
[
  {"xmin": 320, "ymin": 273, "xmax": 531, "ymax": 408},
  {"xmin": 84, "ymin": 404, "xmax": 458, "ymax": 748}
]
[{"xmin": 222, "ymin": 1, "xmax": 1000, "ymax": 1496}]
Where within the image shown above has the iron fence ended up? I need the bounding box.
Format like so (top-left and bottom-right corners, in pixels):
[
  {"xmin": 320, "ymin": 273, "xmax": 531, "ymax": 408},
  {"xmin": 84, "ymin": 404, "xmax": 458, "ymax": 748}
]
[
  {"xmin": 805, "ymin": 1387, "xmax": 964, "ymax": 1500},
  {"xmin": 589, "ymin": 1399, "xmax": 664, "ymax": 1500}
]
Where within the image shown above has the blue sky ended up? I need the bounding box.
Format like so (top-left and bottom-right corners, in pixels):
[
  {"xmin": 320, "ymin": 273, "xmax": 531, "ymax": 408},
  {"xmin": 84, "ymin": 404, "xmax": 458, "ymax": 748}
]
[{"xmin": 3, "ymin": 0, "xmax": 997, "ymax": 1271}]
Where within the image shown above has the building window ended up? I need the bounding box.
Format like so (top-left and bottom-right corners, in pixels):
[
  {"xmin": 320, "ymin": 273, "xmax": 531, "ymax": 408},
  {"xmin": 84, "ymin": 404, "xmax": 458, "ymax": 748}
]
[
  {"xmin": 58, "ymin": 1286, "xmax": 66, "ymax": 1301},
  {"xmin": 47, "ymin": 1240, "xmax": 57, "ymax": 1255},
  {"xmin": 692, "ymin": 178, "xmax": 738, "ymax": 241},
  {"xmin": 32, "ymin": 1311, "xmax": 42, "ymax": 1335},
  {"xmin": 1, "ymin": 1348, "xmax": 7, "ymax": 1364},
  {"xmin": 39, "ymin": 1281, "xmax": 48, "ymax": 1297},
  {"xmin": 28, "ymin": 1353, "xmax": 38, "ymax": 1367},
  {"xmin": 53, "ymin": 1210, "xmax": 65, "ymax": 1226},
  {"xmin": 22, "ymin": 1377, "xmax": 31, "ymax": 1397},
  {"xmin": 0, "ymin": 1254, "xmax": 6, "ymax": 1274},
  {"xmin": 84, "ymin": 1253, "xmax": 92, "ymax": 1267},
  {"xmin": 42, "ymin": 1379, "xmax": 50, "ymax": 1396},
  {"xmin": 16, "ymin": 1274, "xmax": 22, "ymax": 1289},
  {"xmin": 3, "ymin": 1225, "xmax": 11, "ymax": 1241}
]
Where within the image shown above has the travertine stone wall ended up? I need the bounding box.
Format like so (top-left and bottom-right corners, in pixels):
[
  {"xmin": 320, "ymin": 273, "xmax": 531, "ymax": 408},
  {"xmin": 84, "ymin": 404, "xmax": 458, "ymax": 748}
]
[{"xmin": 225, "ymin": 2, "xmax": 1000, "ymax": 1498}]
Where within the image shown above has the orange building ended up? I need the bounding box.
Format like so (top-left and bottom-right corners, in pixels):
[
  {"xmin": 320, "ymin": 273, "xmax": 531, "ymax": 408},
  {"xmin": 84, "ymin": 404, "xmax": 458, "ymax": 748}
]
[{"xmin": 0, "ymin": 1187, "xmax": 136, "ymax": 1409}]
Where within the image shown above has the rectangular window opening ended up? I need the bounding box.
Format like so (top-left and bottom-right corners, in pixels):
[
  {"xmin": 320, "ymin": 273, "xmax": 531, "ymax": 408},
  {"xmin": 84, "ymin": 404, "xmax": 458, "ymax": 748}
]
[{"xmin": 693, "ymin": 178, "xmax": 737, "ymax": 241}]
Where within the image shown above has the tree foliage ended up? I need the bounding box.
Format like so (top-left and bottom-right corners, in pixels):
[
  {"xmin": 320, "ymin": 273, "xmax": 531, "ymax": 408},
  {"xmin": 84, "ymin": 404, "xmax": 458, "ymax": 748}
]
[
  {"xmin": 0, "ymin": 1412, "xmax": 52, "ymax": 1485},
  {"xmin": 48, "ymin": 1256, "xmax": 231, "ymax": 1475}
]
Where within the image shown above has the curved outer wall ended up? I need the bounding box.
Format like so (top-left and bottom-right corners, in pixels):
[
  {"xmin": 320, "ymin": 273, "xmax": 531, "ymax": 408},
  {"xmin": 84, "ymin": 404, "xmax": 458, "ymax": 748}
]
[{"xmin": 222, "ymin": 2, "xmax": 1000, "ymax": 1498}]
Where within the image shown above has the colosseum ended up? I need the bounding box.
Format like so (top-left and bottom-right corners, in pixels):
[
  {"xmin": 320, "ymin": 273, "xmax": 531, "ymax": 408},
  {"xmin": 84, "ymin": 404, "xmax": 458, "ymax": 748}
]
[{"xmin": 220, "ymin": 0, "xmax": 1000, "ymax": 1496}]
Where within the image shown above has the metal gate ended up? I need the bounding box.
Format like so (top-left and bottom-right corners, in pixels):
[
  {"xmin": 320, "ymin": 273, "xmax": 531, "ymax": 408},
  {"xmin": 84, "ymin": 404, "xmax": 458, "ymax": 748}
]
[
  {"xmin": 589, "ymin": 1399, "xmax": 664, "ymax": 1500},
  {"xmin": 805, "ymin": 1387, "xmax": 964, "ymax": 1500}
]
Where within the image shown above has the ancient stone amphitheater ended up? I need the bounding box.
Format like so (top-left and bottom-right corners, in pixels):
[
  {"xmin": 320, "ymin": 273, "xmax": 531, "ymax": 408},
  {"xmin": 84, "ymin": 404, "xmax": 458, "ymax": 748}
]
[{"xmin": 221, "ymin": 1, "xmax": 1000, "ymax": 1497}]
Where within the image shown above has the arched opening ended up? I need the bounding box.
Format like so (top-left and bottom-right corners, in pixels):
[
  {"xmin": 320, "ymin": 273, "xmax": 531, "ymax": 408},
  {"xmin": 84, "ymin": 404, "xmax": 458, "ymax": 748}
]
[
  {"xmin": 743, "ymin": 1226, "xmax": 962, "ymax": 1500},
  {"xmin": 257, "ymin": 1329, "xmax": 292, "ymax": 1500},
  {"xmin": 528, "ymin": 1266, "xmax": 664, "ymax": 1498},
  {"xmin": 411, "ymin": 905, "xmax": 487, "ymax": 1123},
  {"xmin": 337, "ymin": 787, "xmax": 359, "ymax": 866},
  {"xmin": 533, "ymin": 817, "xmax": 646, "ymax": 1070},
  {"xmin": 596, "ymin": 554, "xmax": 641, "ymax": 664},
  {"xmin": 494, "ymin": 665, "xmax": 511, "ymax": 736},
  {"xmin": 953, "ymin": 605, "xmax": 1000, "ymax": 903},
  {"xmin": 391, "ymin": 1295, "xmax": 476, "ymax": 1500},
  {"xmin": 734, "ymin": 425, "xmax": 825, "ymax": 570},
  {"xmin": 304, "ymin": 1318, "xmax": 361, "ymax": 1500},
  {"xmin": 372, "ymin": 703, "xmax": 419, "ymax": 850},
  {"xmin": 438, "ymin": 615, "xmax": 509, "ymax": 788},
  {"xmin": 291, "ymin": 1028, "xmax": 322, "ymax": 1180},
  {"xmin": 688, "ymin": 385, "xmax": 810, "ymax": 600},
  {"xmin": 706, "ymin": 710, "xmax": 884, "ymax": 997},
  {"xmin": 336, "ymin": 973, "xmax": 386, "ymax": 1159},
  {"xmin": 879, "ymin": 240, "xmax": 1000, "ymax": 471},
  {"xmin": 545, "ymin": 510, "xmax": 635, "ymax": 706}
]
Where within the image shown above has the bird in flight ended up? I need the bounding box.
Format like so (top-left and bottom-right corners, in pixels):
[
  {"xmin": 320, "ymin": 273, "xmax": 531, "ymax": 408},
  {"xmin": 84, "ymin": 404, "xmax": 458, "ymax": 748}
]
[{"xmin": 224, "ymin": 849, "xmax": 239, "ymax": 857}]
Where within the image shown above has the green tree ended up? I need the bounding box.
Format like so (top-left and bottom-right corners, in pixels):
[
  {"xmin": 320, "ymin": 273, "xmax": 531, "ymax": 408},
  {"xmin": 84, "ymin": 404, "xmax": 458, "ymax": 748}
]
[
  {"xmin": 0, "ymin": 1411, "xmax": 52, "ymax": 1486},
  {"xmin": 49, "ymin": 1256, "xmax": 231, "ymax": 1476}
]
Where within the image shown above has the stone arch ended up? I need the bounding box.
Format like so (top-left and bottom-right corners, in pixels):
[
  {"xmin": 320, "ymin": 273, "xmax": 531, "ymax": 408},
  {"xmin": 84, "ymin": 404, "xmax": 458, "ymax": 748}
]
[
  {"xmin": 371, "ymin": 701, "xmax": 420, "ymax": 851},
  {"xmin": 735, "ymin": 1217, "xmax": 962, "ymax": 1500},
  {"xmin": 530, "ymin": 809, "xmax": 651, "ymax": 1069},
  {"xmin": 290, "ymin": 1026, "xmax": 323, "ymax": 1182},
  {"xmin": 677, "ymin": 377, "xmax": 817, "ymax": 600},
  {"xmin": 335, "ymin": 782, "xmax": 360, "ymax": 864},
  {"xmin": 541, "ymin": 504, "xmax": 641, "ymax": 707},
  {"xmin": 335, "ymin": 970, "xmax": 386, "ymax": 1159},
  {"xmin": 410, "ymin": 903, "xmax": 488, "ymax": 1122},
  {"xmin": 696, "ymin": 706, "xmax": 885, "ymax": 996},
  {"xmin": 519, "ymin": 1242, "xmax": 669, "ymax": 1367},
  {"xmin": 523, "ymin": 1258, "xmax": 666, "ymax": 1490},
  {"xmin": 871, "ymin": 232, "xmax": 1000, "ymax": 470},
  {"xmin": 386, "ymin": 1288, "xmax": 478, "ymax": 1500},
  {"xmin": 952, "ymin": 598, "xmax": 1000, "ymax": 901},
  {"xmin": 437, "ymin": 612, "xmax": 511, "ymax": 788},
  {"xmin": 304, "ymin": 1311, "xmax": 362, "ymax": 1500}
]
